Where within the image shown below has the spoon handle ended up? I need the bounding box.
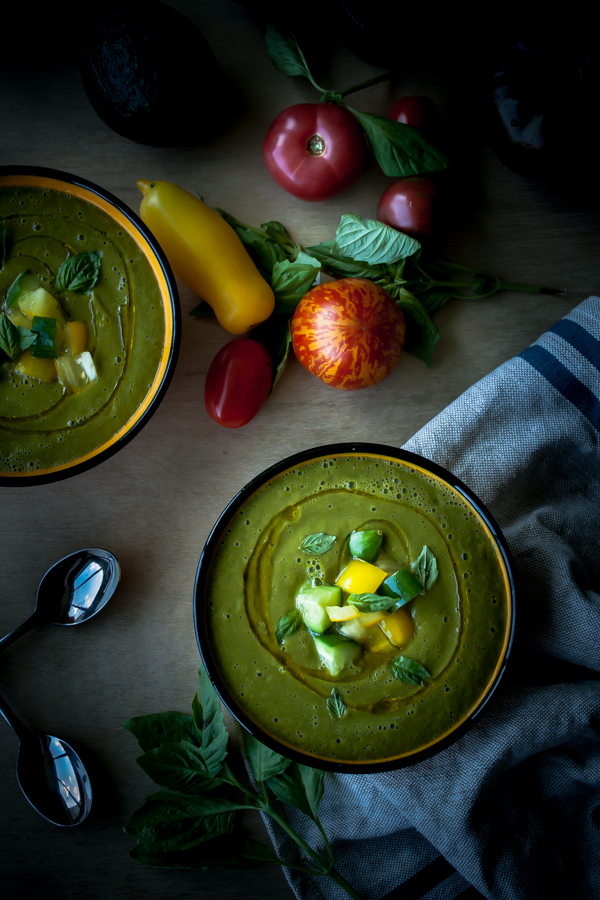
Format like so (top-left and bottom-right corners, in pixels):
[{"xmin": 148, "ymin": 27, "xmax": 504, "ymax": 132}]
[
  {"xmin": 0, "ymin": 688, "xmax": 30, "ymax": 743},
  {"xmin": 0, "ymin": 611, "xmax": 41, "ymax": 653}
]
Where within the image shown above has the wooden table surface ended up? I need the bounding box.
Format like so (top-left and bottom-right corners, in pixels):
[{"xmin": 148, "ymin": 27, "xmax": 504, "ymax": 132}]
[{"xmin": 1, "ymin": 4, "xmax": 599, "ymax": 899}]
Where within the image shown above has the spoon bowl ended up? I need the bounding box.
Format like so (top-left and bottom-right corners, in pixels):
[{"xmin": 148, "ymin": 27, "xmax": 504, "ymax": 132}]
[
  {"xmin": 0, "ymin": 548, "xmax": 120, "ymax": 651},
  {"xmin": 0, "ymin": 689, "xmax": 92, "ymax": 826}
]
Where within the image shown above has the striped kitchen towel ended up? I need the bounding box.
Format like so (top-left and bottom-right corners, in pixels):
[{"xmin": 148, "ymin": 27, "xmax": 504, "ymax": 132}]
[{"xmin": 263, "ymin": 296, "xmax": 600, "ymax": 900}]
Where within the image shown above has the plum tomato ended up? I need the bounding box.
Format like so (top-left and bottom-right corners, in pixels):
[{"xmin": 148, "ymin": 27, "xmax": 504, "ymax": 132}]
[
  {"xmin": 376, "ymin": 176, "xmax": 436, "ymax": 239},
  {"xmin": 262, "ymin": 102, "xmax": 366, "ymax": 202},
  {"xmin": 291, "ymin": 277, "xmax": 406, "ymax": 391},
  {"xmin": 204, "ymin": 338, "xmax": 273, "ymax": 428}
]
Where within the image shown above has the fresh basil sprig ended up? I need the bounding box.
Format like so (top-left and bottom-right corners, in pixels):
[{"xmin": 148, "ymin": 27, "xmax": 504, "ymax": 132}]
[
  {"xmin": 264, "ymin": 25, "xmax": 448, "ymax": 179},
  {"xmin": 275, "ymin": 608, "xmax": 302, "ymax": 643},
  {"xmin": 54, "ymin": 250, "xmax": 102, "ymax": 294},
  {"xmin": 0, "ymin": 313, "xmax": 20, "ymax": 359},
  {"xmin": 124, "ymin": 667, "xmax": 362, "ymax": 899}
]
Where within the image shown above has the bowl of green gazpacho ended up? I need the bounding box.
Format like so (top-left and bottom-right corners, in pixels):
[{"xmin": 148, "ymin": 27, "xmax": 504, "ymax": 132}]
[
  {"xmin": 194, "ymin": 444, "xmax": 515, "ymax": 773},
  {"xmin": 0, "ymin": 166, "xmax": 179, "ymax": 484}
]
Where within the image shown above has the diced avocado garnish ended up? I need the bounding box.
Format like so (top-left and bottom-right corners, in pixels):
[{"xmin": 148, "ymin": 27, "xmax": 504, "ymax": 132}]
[
  {"xmin": 295, "ymin": 584, "xmax": 342, "ymax": 634},
  {"xmin": 378, "ymin": 568, "xmax": 422, "ymax": 606},
  {"xmin": 313, "ymin": 632, "xmax": 361, "ymax": 677}
]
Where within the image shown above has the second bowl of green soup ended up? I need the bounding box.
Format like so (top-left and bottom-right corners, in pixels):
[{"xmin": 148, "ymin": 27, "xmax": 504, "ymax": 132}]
[{"xmin": 194, "ymin": 444, "xmax": 516, "ymax": 773}]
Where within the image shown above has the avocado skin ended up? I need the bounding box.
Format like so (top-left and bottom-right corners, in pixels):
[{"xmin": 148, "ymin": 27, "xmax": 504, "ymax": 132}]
[{"xmin": 80, "ymin": 1, "xmax": 222, "ymax": 147}]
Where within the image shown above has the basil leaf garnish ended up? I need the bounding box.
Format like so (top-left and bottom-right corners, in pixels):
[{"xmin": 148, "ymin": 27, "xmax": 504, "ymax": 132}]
[
  {"xmin": 326, "ymin": 689, "xmax": 347, "ymax": 719},
  {"xmin": 264, "ymin": 24, "xmax": 315, "ymax": 84},
  {"xmin": 0, "ymin": 313, "xmax": 20, "ymax": 359},
  {"xmin": 332, "ymin": 214, "xmax": 422, "ymax": 266},
  {"xmin": 346, "ymin": 107, "xmax": 449, "ymax": 177},
  {"xmin": 17, "ymin": 326, "xmax": 37, "ymax": 351},
  {"xmin": 275, "ymin": 609, "xmax": 303, "ymax": 644},
  {"xmin": 54, "ymin": 250, "xmax": 102, "ymax": 293},
  {"xmin": 347, "ymin": 592, "xmax": 393, "ymax": 612},
  {"xmin": 411, "ymin": 545, "xmax": 438, "ymax": 591},
  {"xmin": 271, "ymin": 258, "xmax": 320, "ymax": 313},
  {"xmin": 391, "ymin": 656, "xmax": 430, "ymax": 686},
  {"xmin": 300, "ymin": 532, "xmax": 336, "ymax": 555}
]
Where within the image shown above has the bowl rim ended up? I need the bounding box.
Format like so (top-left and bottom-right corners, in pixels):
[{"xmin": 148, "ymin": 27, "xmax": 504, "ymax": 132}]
[
  {"xmin": 0, "ymin": 164, "xmax": 180, "ymax": 486},
  {"xmin": 193, "ymin": 441, "xmax": 517, "ymax": 774}
]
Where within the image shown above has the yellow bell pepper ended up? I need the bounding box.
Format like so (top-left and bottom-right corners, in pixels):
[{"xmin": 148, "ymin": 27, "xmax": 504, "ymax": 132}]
[
  {"xmin": 379, "ymin": 606, "xmax": 414, "ymax": 647},
  {"xmin": 15, "ymin": 350, "xmax": 57, "ymax": 382},
  {"xmin": 336, "ymin": 559, "xmax": 387, "ymax": 594},
  {"xmin": 137, "ymin": 180, "xmax": 275, "ymax": 335}
]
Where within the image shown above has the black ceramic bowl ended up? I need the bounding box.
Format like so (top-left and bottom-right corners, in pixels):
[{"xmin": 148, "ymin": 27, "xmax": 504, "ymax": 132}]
[
  {"xmin": 0, "ymin": 165, "xmax": 179, "ymax": 485},
  {"xmin": 194, "ymin": 443, "xmax": 516, "ymax": 773}
]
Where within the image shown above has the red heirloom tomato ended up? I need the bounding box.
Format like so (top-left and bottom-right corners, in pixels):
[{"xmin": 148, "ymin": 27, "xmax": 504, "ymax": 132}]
[
  {"xmin": 204, "ymin": 338, "xmax": 272, "ymax": 428},
  {"xmin": 291, "ymin": 278, "xmax": 406, "ymax": 390},
  {"xmin": 262, "ymin": 102, "xmax": 366, "ymax": 202},
  {"xmin": 376, "ymin": 176, "xmax": 436, "ymax": 239}
]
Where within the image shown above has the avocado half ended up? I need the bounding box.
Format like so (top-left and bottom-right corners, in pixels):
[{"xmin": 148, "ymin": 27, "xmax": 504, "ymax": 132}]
[{"xmin": 80, "ymin": 1, "xmax": 223, "ymax": 147}]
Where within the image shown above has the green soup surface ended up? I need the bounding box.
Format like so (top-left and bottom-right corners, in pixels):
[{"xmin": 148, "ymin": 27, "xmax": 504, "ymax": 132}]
[
  {"xmin": 204, "ymin": 452, "xmax": 512, "ymax": 766},
  {"xmin": 0, "ymin": 184, "xmax": 166, "ymax": 475}
]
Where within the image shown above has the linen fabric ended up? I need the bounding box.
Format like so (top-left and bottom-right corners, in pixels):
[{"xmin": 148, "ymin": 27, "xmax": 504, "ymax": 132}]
[{"xmin": 261, "ymin": 295, "xmax": 600, "ymax": 900}]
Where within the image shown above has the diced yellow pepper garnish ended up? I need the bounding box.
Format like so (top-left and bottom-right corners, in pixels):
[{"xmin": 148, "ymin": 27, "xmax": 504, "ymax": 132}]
[
  {"xmin": 356, "ymin": 610, "xmax": 386, "ymax": 629},
  {"xmin": 64, "ymin": 321, "xmax": 87, "ymax": 356},
  {"xmin": 336, "ymin": 559, "xmax": 387, "ymax": 594},
  {"xmin": 379, "ymin": 607, "xmax": 414, "ymax": 647},
  {"xmin": 15, "ymin": 350, "xmax": 57, "ymax": 382},
  {"xmin": 327, "ymin": 604, "xmax": 360, "ymax": 622}
]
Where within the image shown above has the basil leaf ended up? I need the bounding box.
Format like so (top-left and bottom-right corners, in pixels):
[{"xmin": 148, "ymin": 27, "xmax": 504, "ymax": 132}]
[
  {"xmin": 266, "ymin": 761, "xmax": 324, "ymax": 821},
  {"xmin": 0, "ymin": 224, "xmax": 7, "ymax": 270},
  {"xmin": 411, "ymin": 545, "xmax": 438, "ymax": 591},
  {"xmin": 191, "ymin": 666, "xmax": 229, "ymax": 778},
  {"xmin": 275, "ymin": 608, "xmax": 303, "ymax": 643},
  {"xmin": 0, "ymin": 313, "xmax": 21, "ymax": 359},
  {"xmin": 123, "ymin": 790, "xmax": 252, "ymax": 852},
  {"xmin": 393, "ymin": 287, "xmax": 439, "ymax": 369},
  {"xmin": 391, "ymin": 656, "xmax": 430, "ymax": 686},
  {"xmin": 264, "ymin": 24, "xmax": 313, "ymax": 81},
  {"xmin": 346, "ymin": 107, "xmax": 449, "ymax": 177},
  {"xmin": 347, "ymin": 592, "xmax": 393, "ymax": 612},
  {"xmin": 123, "ymin": 711, "xmax": 200, "ymax": 752},
  {"xmin": 307, "ymin": 241, "xmax": 386, "ymax": 280},
  {"xmin": 243, "ymin": 732, "xmax": 291, "ymax": 782},
  {"xmin": 271, "ymin": 258, "xmax": 320, "ymax": 313},
  {"xmin": 250, "ymin": 313, "xmax": 292, "ymax": 387},
  {"xmin": 136, "ymin": 741, "xmax": 224, "ymax": 793},
  {"xmin": 300, "ymin": 532, "xmax": 336, "ymax": 555},
  {"xmin": 332, "ymin": 214, "xmax": 422, "ymax": 266},
  {"xmin": 54, "ymin": 250, "xmax": 102, "ymax": 293},
  {"xmin": 326, "ymin": 689, "xmax": 347, "ymax": 719},
  {"xmin": 260, "ymin": 220, "xmax": 304, "ymax": 259},
  {"xmin": 18, "ymin": 326, "xmax": 37, "ymax": 351}
]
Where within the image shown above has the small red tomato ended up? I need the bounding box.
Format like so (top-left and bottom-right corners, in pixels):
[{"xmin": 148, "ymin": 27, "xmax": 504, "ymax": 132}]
[
  {"xmin": 204, "ymin": 338, "xmax": 272, "ymax": 428},
  {"xmin": 262, "ymin": 102, "xmax": 366, "ymax": 202},
  {"xmin": 389, "ymin": 96, "xmax": 440, "ymax": 133},
  {"xmin": 376, "ymin": 176, "xmax": 436, "ymax": 239},
  {"xmin": 291, "ymin": 278, "xmax": 406, "ymax": 391}
]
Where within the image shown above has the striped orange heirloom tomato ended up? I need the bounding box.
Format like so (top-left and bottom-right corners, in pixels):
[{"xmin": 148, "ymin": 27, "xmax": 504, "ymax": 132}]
[{"xmin": 290, "ymin": 277, "xmax": 406, "ymax": 390}]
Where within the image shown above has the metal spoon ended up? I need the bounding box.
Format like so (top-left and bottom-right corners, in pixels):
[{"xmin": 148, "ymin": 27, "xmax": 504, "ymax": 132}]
[
  {"xmin": 0, "ymin": 548, "xmax": 120, "ymax": 651},
  {"xmin": 0, "ymin": 688, "xmax": 92, "ymax": 826}
]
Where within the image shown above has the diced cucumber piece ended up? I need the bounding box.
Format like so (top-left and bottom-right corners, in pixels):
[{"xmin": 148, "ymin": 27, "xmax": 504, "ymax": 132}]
[
  {"xmin": 295, "ymin": 584, "xmax": 342, "ymax": 633},
  {"xmin": 6, "ymin": 271, "xmax": 42, "ymax": 308},
  {"xmin": 313, "ymin": 632, "xmax": 361, "ymax": 677},
  {"xmin": 378, "ymin": 568, "xmax": 422, "ymax": 607}
]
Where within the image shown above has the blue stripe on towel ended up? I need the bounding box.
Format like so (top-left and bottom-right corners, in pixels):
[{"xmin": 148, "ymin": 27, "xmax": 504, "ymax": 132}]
[
  {"xmin": 549, "ymin": 319, "xmax": 600, "ymax": 370},
  {"xmin": 520, "ymin": 344, "xmax": 600, "ymax": 432},
  {"xmin": 378, "ymin": 855, "xmax": 485, "ymax": 899}
]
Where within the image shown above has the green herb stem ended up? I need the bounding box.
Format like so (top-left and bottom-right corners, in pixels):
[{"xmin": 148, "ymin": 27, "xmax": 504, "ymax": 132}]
[{"xmin": 336, "ymin": 70, "xmax": 393, "ymax": 99}]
